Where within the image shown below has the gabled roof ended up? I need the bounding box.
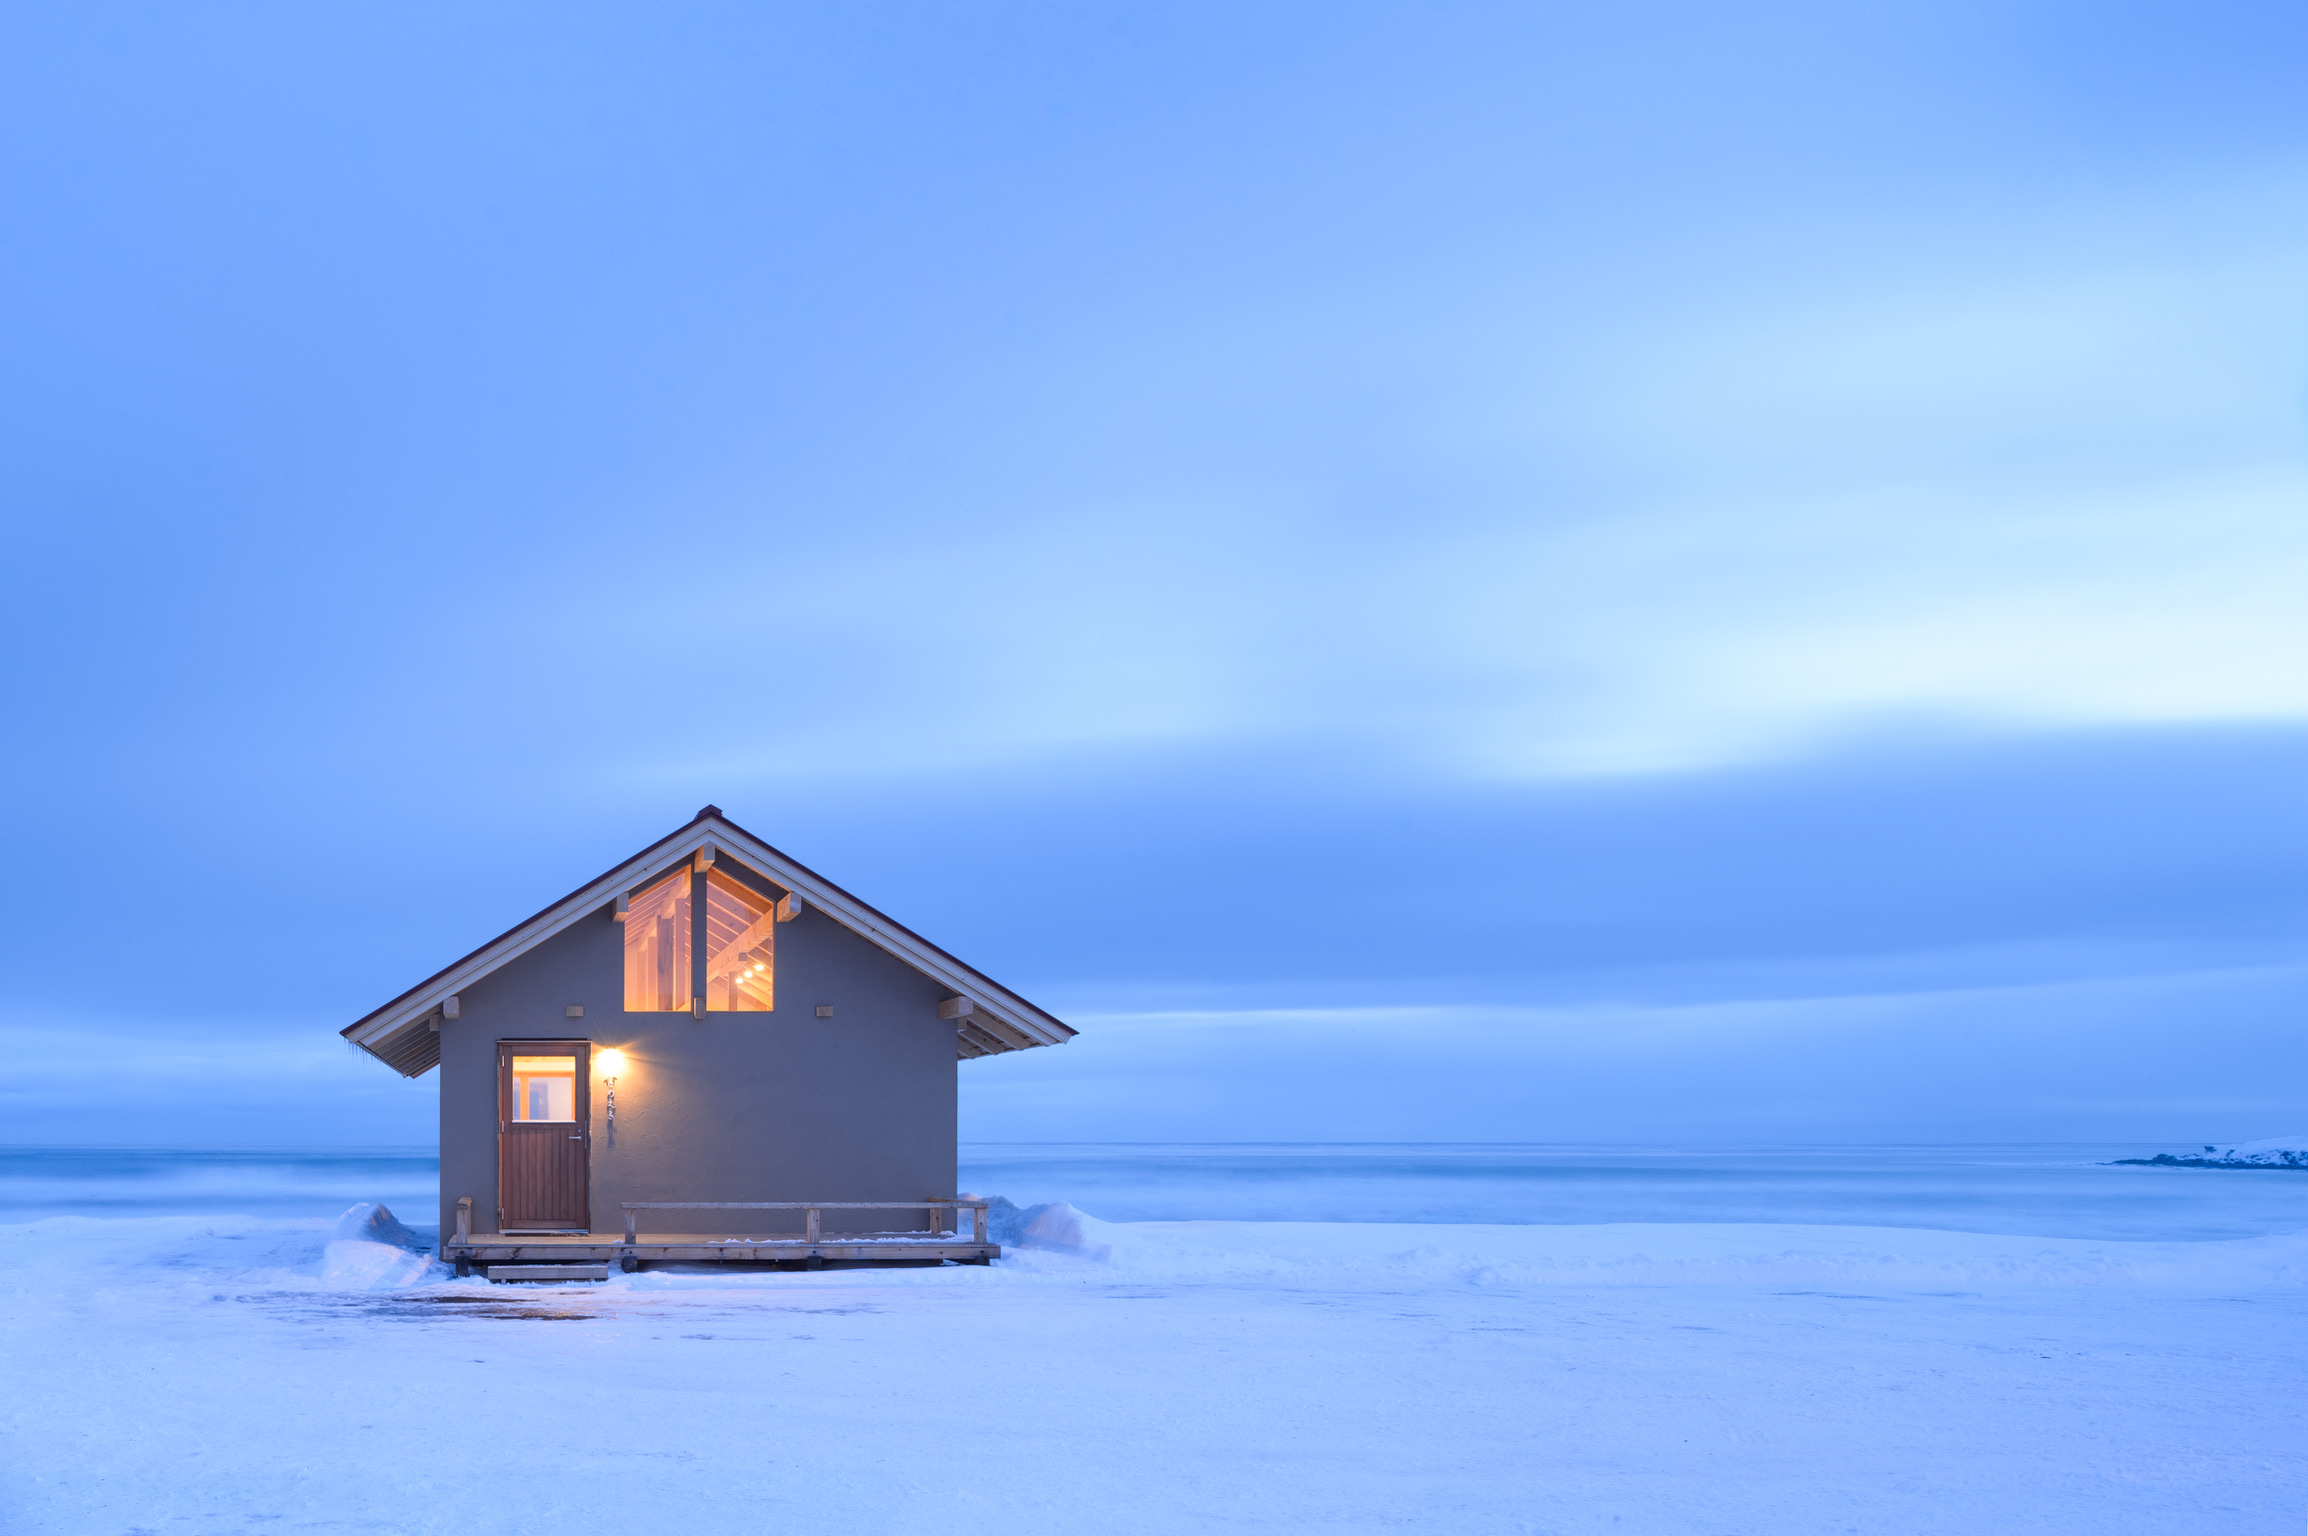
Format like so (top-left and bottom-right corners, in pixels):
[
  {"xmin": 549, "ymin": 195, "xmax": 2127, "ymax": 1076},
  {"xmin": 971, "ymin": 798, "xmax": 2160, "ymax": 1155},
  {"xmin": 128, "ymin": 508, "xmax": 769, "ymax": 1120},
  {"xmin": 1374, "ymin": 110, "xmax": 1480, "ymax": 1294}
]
[{"xmin": 342, "ymin": 806, "xmax": 1075, "ymax": 1077}]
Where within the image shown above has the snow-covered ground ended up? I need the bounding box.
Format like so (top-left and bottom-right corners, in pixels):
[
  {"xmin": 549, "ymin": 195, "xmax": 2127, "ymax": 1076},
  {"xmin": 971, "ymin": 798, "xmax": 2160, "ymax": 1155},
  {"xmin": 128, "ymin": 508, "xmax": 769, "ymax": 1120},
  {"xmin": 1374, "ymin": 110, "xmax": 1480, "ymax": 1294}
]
[{"xmin": 5, "ymin": 1204, "xmax": 2305, "ymax": 1535}]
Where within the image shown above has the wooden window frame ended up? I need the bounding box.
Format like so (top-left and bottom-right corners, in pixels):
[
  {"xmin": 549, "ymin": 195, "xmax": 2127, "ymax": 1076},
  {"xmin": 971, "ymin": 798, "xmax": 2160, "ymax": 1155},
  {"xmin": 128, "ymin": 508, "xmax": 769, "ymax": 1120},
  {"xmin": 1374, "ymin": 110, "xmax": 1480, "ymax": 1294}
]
[
  {"xmin": 620, "ymin": 867, "xmax": 693, "ymax": 1014},
  {"xmin": 702, "ymin": 865, "xmax": 778, "ymax": 1014},
  {"xmin": 616, "ymin": 860, "xmax": 790, "ymax": 1016}
]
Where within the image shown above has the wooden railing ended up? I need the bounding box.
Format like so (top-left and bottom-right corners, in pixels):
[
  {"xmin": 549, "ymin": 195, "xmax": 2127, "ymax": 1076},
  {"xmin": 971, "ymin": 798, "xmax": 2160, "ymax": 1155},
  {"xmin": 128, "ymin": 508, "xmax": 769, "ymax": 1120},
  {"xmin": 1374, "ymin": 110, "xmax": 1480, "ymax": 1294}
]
[{"xmin": 619, "ymin": 1200, "xmax": 991, "ymax": 1246}]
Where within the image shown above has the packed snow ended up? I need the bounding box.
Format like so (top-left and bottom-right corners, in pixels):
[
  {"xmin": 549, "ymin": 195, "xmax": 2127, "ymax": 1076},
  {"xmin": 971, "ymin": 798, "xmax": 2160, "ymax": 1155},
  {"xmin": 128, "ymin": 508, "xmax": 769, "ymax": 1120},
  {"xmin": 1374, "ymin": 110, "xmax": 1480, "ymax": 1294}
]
[{"xmin": 6, "ymin": 1196, "xmax": 2305, "ymax": 1535}]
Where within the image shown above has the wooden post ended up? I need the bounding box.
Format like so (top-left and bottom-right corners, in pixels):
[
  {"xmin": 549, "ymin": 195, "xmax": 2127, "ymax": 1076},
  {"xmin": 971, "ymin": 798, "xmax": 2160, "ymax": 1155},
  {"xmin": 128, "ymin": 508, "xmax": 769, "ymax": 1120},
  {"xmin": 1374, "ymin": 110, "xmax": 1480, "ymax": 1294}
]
[
  {"xmin": 623, "ymin": 1207, "xmax": 638, "ymax": 1244},
  {"xmin": 973, "ymin": 1204, "xmax": 987, "ymax": 1244},
  {"xmin": 805, "ymin": 1206, "xmax": 821, "ymax": 1242},
  {"xmin": 455, "ymin": 1197, "xmax": 472, "ymax": 1246}
]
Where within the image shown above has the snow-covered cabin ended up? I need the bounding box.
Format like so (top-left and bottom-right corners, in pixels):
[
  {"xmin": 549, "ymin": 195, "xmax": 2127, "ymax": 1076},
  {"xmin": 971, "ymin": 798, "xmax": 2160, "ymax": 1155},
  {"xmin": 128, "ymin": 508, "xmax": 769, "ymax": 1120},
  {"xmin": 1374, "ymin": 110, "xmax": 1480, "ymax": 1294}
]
[{"xmin": 342, "ymin": 806, "xmax": 1073, "ymax": 1269}]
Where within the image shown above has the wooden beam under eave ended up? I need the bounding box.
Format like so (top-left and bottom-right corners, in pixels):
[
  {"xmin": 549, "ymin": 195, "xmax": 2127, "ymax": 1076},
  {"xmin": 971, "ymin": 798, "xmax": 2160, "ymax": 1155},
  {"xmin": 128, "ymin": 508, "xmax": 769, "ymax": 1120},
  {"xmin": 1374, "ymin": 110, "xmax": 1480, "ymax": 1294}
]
[
  {"xmin": 969, "ymin": 1012, "xmax": 1037, "ymax": 1051},
  {"xmin": 364, "ymin": 1017, "xmax": 442, "ymax": 1078},
  {"xmin": 957, "ymin": 1019, "xmax": 1009, "ymax": 1056}
]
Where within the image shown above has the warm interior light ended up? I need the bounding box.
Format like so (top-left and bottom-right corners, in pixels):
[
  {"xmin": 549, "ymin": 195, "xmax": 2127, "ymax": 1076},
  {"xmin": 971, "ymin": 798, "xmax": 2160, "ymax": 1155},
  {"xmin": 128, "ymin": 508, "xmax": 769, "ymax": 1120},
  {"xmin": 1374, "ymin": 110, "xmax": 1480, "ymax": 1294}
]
[
  {"xmin": 703, "ymin": 869, "xmax": 774, "ymax": 1012},
  {"xmin": 509, "ymin": 1055, "xmax": 577, "ymax": 1121},
  {"xmin": 597, "ymin": 1048, "xmax": 627, "ymax": 1076},
  {"xmin": 622, "ymin": 870, "xmax": 693, "ymax": 1013}
]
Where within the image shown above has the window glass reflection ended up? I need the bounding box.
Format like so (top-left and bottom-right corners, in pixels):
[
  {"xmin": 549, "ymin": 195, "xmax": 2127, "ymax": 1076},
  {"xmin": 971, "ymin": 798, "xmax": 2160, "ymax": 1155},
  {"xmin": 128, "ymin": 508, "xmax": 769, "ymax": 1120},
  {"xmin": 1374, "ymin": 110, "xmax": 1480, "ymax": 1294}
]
[{"xmin": 509, "ymin": 1055, "xmax": 576, "ymax": 1121}]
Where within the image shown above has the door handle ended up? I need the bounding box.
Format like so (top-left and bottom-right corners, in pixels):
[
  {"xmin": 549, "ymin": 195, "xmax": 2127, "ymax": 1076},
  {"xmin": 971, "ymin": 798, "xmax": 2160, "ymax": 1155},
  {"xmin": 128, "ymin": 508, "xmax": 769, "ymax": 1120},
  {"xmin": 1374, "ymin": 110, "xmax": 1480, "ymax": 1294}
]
[{"xmin": 568, "ymin": 1135, "xmax": 585, "ymax": 1141}]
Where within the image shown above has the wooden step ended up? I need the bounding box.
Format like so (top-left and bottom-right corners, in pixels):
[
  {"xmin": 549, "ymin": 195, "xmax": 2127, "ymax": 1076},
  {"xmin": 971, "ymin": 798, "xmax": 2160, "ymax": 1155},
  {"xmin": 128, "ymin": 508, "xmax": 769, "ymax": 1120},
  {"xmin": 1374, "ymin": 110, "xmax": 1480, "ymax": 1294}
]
[{"xmin": 487, "ymin": 1264, "xmax": 610, "ymax": 1282}]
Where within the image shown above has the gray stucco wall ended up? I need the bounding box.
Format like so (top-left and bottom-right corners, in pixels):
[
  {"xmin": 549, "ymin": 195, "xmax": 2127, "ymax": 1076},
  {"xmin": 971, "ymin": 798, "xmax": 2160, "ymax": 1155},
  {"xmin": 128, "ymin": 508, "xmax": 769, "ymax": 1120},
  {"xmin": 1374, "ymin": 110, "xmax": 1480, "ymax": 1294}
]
[{"xmin": 437, "ymin": 892, "xmax": 960, "ymax": 1240}]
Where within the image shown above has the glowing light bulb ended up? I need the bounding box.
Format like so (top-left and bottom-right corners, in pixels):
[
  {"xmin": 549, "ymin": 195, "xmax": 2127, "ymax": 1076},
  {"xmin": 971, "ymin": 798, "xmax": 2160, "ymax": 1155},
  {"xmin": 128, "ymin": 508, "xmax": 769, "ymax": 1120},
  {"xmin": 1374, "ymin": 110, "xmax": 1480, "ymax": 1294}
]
[{"xmin": 597, "ymin": 1048, "xmax": 627, "ymax": 1075}]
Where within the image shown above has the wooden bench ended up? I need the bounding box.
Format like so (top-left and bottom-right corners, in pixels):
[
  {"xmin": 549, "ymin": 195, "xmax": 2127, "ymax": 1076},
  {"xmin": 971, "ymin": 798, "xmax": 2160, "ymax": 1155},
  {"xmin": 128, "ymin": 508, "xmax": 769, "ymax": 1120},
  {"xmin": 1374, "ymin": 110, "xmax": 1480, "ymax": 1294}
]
[{"xmin": 621, "ymin": 1199, "xmax": 992, "ymax": 1245}]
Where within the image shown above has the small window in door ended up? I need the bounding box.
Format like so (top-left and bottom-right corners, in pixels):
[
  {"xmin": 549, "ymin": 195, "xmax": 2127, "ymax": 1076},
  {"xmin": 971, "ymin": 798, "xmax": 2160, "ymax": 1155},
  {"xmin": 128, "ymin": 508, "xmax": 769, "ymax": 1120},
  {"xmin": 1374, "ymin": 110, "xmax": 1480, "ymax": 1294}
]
[{"xmin": 509, "ymin": 1055, "xmax": 577, "ymax": 1121}]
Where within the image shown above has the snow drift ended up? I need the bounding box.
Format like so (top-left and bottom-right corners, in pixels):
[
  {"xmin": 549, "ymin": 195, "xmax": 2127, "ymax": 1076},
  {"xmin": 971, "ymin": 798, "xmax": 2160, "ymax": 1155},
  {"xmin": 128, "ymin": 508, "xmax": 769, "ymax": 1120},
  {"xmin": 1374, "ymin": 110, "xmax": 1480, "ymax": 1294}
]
[
  {"xmin": 320, "ymin": 1202, "xmax": 441, "ymax": 1290},
  {"xmin": 965, "ymin": 1194, "xmax": 1114, "ymax": 1258}
]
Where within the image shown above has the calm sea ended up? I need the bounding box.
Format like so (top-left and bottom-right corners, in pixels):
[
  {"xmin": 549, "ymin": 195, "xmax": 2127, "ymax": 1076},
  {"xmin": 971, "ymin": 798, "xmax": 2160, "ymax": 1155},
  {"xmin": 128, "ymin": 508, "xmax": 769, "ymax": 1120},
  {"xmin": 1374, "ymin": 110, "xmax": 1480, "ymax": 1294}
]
[{"xmin": 3, "ymin": 1142, "xmax": 2304, "ymax": 1242}]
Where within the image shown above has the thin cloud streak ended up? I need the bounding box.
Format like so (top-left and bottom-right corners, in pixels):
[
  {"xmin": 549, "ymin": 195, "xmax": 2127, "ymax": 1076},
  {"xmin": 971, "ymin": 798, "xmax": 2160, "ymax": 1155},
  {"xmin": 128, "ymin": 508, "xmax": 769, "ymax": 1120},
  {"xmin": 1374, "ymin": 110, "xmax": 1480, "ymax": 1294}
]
[
  {"xmin": 968, "ymin": 964, "xmax": 2308, "ymax": 1143},
  {"xmin": 582, "ymin": 175, "xmax": 2308, "ymax": 784}
]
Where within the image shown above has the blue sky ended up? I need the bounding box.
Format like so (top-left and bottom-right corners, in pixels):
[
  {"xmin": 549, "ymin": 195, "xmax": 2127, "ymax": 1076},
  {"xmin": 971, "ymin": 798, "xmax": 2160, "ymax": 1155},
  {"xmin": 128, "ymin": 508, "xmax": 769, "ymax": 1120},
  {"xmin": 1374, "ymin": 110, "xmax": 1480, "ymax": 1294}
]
[{"xmin": 3, "ymin": 2, "xmax": 2305, "ymax": 1144}]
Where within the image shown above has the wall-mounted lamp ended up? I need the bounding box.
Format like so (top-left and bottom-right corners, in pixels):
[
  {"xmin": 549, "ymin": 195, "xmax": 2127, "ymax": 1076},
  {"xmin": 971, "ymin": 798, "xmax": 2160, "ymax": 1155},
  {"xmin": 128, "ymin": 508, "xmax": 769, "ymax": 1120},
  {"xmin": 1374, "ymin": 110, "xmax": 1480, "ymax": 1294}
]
[{"xmin": 597, "ymin": 1048, "xmax": 626, "ymax": 1124}]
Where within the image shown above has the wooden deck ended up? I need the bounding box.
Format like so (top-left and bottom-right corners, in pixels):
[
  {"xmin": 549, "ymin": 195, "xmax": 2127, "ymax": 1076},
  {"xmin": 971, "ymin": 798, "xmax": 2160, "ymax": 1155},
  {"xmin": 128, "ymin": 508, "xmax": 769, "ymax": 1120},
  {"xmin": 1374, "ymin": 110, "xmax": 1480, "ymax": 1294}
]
[
  {"xmin": 447, "ymin": 1231, "xmax": 999, "ymax": 1271},
  {"xmin": 446, "ymin": 1198, "xmax": 1000, "ymax": 1275}
]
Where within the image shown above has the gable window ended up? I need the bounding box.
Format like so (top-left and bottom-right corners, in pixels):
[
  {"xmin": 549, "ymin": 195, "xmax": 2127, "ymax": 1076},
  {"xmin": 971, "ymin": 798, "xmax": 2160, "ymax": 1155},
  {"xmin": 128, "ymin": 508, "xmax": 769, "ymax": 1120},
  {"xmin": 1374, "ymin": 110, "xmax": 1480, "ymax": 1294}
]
[
  {"xmin": 623, "ymin": 870, "xmax": 692, "ymax": 1012},
  {"xmin": 705, "ymin": 869, "xmax": 774, "ymax": 1012}
]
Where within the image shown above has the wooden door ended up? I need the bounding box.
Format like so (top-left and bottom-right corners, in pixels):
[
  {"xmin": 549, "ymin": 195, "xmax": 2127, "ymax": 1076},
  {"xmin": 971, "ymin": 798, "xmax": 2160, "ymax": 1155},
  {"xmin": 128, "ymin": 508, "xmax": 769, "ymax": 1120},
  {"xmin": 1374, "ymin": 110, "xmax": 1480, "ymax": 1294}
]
[{"xmin": 498, "ymin": 1041, "xmax": 591, "ymax": 1231}]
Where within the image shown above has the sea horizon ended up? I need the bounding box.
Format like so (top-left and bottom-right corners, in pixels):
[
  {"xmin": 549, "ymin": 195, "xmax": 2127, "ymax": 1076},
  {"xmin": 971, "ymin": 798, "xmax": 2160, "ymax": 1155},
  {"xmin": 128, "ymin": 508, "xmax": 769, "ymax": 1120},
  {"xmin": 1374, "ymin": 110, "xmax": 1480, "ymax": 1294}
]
[{"xmin": 8, "ymin": 1138, "xmax": 2301, "ymax": 1243}]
